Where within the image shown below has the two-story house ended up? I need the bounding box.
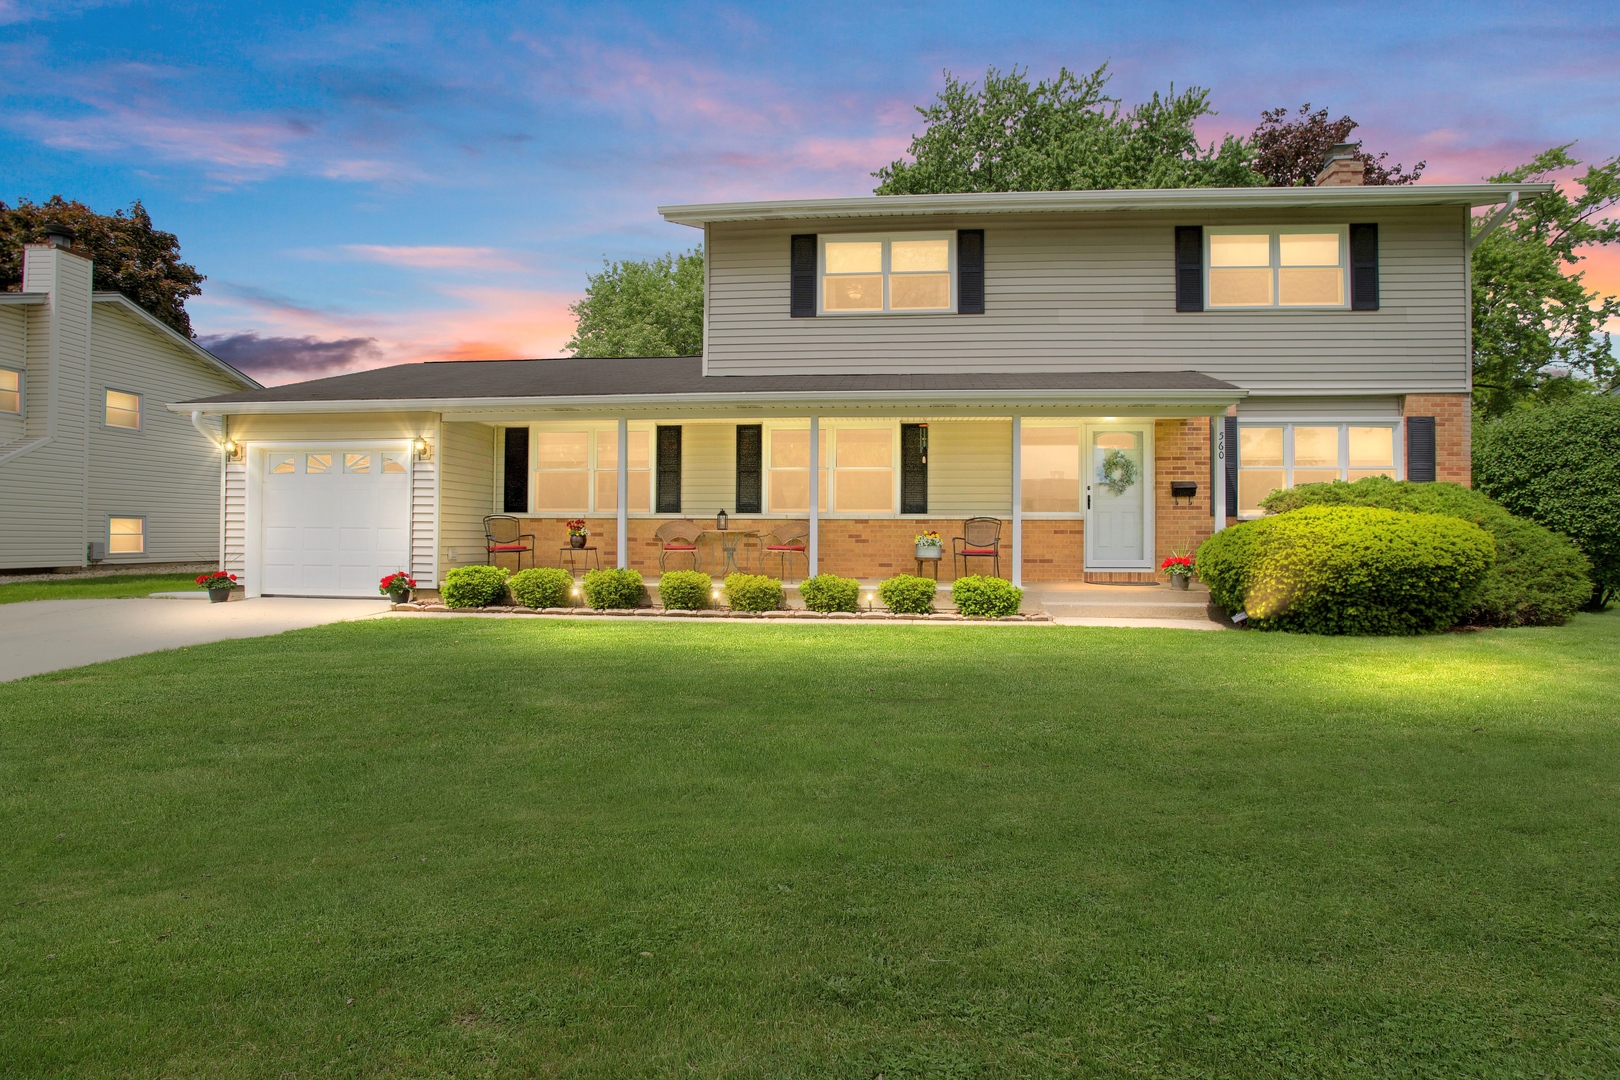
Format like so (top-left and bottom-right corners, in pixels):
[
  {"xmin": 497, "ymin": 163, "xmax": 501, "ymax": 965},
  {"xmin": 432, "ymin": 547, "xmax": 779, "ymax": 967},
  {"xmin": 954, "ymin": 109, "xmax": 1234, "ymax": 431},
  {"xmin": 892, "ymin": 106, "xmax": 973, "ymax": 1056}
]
[
  {"xmin": 1, "ymin": 227, "xmax": 258, "ymax": 571},
  {"xmin": 177, "ymin": 168, "xmax": 1546, "ymax": 598}
]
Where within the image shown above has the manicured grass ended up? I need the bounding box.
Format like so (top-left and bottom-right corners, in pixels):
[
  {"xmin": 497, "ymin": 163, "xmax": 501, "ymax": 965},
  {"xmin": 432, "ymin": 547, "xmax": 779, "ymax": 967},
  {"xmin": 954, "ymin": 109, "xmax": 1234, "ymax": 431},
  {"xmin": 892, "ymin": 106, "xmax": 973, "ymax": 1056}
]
[
  {"xmin": 3, "ymin": 615, "xmax": 1619, "ymax": 1077},
  {"xmin": 0, "ymin": 573, "xmax": 202, "ymax": 604}
]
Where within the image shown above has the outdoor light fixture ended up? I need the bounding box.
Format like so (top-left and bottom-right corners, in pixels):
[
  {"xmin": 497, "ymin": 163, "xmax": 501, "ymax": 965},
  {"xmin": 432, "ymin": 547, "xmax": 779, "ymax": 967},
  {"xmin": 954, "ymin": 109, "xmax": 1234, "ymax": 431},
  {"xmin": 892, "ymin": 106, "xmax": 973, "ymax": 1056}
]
[
  {"xmin": 1170, "ymin": 480, "xmax": 1197, "ymax": 506},
  {"xmin": 865, "ymin": 591, "xmax": 874, "ymax": 612},
  {"xmin": 716, "ymin": 509, "xmax": 728, "ymax": 530},
  {"xmin": 222, "ymin": 438, "xmax": 243, "ymax": 462},
  {"xmin": 412, "ymin": 437, "xmax": 430, "ymax": 460}
]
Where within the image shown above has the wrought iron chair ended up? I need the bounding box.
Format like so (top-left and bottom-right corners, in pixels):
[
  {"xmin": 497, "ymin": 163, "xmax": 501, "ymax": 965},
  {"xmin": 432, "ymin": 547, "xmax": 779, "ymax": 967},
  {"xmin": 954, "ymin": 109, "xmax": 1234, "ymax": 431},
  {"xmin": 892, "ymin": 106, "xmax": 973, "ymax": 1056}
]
[
  {"xmin": 483, "ymin": 515, "xmax": 535, "ymax": 570},
  {"xmin": 952, "ymin": 517, "xmax": 1002, "ymax": 578},
  {"xmin": 655, "ymin": 519, "xmax": 703, "ymax": 571},
  {"xmin": 762, "ymin": 519, "xmax": 810, "ymax": 579}
]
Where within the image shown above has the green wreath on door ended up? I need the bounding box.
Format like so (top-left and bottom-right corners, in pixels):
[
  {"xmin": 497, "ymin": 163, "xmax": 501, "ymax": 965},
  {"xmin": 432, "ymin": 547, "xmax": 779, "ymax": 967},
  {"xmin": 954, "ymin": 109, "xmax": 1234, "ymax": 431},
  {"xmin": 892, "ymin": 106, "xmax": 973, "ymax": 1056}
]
[{"xmin": 1100, "ymin": 449, "xmax": 1139, "ymax": 496}]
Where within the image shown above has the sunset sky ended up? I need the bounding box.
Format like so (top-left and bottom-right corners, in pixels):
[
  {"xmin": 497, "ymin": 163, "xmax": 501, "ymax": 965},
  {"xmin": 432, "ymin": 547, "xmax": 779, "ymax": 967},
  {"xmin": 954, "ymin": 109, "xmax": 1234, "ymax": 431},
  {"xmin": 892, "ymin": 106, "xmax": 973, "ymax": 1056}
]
[{"xmin": 2, "ymin": 0, "xmax": 1616, "ymax": 384}]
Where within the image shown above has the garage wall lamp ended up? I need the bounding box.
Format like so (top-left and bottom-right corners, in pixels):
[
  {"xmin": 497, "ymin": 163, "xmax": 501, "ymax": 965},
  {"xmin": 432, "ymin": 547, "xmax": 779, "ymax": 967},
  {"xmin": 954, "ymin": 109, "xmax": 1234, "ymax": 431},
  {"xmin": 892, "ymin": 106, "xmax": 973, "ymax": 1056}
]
[
  {"xmin": 412, "ymin": 437, "xmax": 430, "ymax": 461},
  {"xmin": 222, "ymin": 438, "xmax": 244, "ymax": 462}
]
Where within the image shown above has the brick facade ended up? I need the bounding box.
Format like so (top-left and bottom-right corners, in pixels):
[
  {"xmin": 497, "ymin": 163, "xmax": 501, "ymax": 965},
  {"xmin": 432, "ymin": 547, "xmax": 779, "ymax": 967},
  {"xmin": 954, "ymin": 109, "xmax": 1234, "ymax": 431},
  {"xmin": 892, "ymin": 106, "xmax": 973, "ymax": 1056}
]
[
  {"xmin": 1403, "ymin": 393, "xmax": 1471, "ymax": 485},
  {"xmin": 1153, "ymin": 417, "xmax": 1216, "ymax": 582}
]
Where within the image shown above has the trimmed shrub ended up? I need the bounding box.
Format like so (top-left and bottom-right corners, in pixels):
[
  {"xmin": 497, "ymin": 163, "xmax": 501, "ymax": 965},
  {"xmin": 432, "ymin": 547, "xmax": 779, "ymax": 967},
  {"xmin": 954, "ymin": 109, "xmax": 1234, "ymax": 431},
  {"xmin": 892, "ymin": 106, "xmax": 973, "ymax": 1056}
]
[
  {"xmin": 508, "ymin": 567, "xmax": 573, "ymax": 609},
  {"xmin": 1475, "ymin": 399, "xmax": 1620, "ymax": 608},
  {"xmin": 879, "ymin": 573, "xmax": 936, "ymax": 615},
  {"xmin": 799, "ymin": 573, "xmax": 860, "ymax": 613},
  {"xmin": 725, "ymin": 573, "xmax": 783, "ymax": 612},
  {"xmin": 582, "ymin": 567, "xmax": 645, "ymax": 610},
  {"xmin": 659, "ymin": 570, "xmax": 712, "ymax": 610},
  {"xmin": 1195, "ymin": 505, "xmax": 1494, "ymax": 635},
  {"xmin": 952, "ymin": 575, "xmax": 1023, "ymax": 617},
  {"xmin": 440, "ymin": 564, "xmax": 509, "ymax": 608},
  {"xmin": 1261, "ymin": 476, "xmax": 1591, "ymax": 627}
]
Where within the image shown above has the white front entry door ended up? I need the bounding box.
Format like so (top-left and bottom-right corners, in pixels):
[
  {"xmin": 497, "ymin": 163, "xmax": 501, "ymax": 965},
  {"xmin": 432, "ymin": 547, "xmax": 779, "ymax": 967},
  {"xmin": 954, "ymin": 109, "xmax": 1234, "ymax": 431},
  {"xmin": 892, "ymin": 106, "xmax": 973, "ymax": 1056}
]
[
  {"xmin": 1084, "ymin": 425, "xmax": 1152, "ymax": 570},
  {"xmin": 260, "ymin": 449, "xmax": 411, "ymax": 597}
]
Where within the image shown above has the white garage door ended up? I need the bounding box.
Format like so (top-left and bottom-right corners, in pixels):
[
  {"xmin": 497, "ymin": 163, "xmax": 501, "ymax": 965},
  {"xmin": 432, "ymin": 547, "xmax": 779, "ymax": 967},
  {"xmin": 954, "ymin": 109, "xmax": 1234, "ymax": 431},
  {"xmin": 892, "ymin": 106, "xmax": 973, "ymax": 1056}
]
[{"xmin": 261, "ymin": 449, "xmax": 411, "ymax": 597}]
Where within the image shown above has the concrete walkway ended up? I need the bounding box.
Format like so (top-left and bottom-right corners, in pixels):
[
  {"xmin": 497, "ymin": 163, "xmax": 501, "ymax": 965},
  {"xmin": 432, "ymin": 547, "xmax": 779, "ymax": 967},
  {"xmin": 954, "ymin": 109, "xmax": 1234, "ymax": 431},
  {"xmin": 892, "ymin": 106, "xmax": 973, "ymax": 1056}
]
[{"xmin": 0, "ymin": 596, "xmax": 392, "ymax": 682}]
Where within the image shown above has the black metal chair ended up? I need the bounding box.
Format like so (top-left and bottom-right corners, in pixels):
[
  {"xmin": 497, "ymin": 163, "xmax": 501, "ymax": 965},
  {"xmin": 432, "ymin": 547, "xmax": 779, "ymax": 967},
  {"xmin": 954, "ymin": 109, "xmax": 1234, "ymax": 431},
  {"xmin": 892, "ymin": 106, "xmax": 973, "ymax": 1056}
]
[
  {"xmin": 483, "ymin": 515, "xmax": 535, "ymax": 570},
  {"xmin": 952, "ymin": 517, "xmax": 1002, "ymax": 578}
]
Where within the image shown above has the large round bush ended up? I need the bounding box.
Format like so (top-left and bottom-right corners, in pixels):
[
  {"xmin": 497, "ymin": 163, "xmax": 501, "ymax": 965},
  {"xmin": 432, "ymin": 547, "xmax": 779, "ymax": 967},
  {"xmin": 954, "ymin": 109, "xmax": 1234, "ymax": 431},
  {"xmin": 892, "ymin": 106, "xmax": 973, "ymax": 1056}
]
[
  {"xmin": 508, "ymin": 567, "xmax": 572, "ymax": 609},
  {"xmin": 658, "ymin": 570, "xmax": 712, "ymax": 610},
  {"xmin": 1475, "ymin": 399, "xmax": 1620, "ymax": 608},
  {"xmin": 724, "ymin": 573, "xmax": 783, "ymax": 612},
  {"xmin": 1260, "ymin": 476, "xmax": 1590, "ymax": 626},
  {"xmin": 581, "ymin": 568, "xmax": 645, "ymax": 610},
  {"xmin": 879, "ymin": 574, "xmax": 936, "ymax": 615},
  {"xmin": 951, "ymin": 575, "xmax": 1023, "ymax": 617},
  {"xmin": 440, "ymin": 565, "xmax": 509, "ymax": 608},
  {"xmin": 799, "ymin": 573, "xmax": 860, "ymax": 613},
  {"xmin": 1195, "ymin": 505, "xmax": 1494, "ymax": 635}
]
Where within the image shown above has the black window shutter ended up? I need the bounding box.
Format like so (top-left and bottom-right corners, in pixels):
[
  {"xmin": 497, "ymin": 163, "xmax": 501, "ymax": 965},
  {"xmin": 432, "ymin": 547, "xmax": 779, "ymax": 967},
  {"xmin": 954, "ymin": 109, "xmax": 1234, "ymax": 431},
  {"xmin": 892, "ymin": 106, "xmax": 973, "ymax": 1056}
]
[
  {"xmin": 656, "ymin": 425, "xmax": 682, "ymax": 513},
  {"xmin": 957, "ymin": 230, "xmax": 984, "ymax": 314},
  {"xmin": 1175, "ymin": 226, "xmax": 1204, "ymax": 312},
  {"xmin": 900, "ymin": 423, "xmax": 928, "ymax": 514},
  {"xmin": 790, "ymin": 234, "xmax": 817, "ymax": 317},
  {"xmin": 735, "ymin": 424, "xmax": 762, "ymax": 514},
  {"xmin": 1350, "ymin": 223, "xmax": 1379, "ymax": 310},
  {"xmin": 502, "ymin": 426, "xmax": 529, "ymax": 513},
  {"xmin": 1407, "ymin": 416, "xmax": 1436, "ymax": 482},
  {"xmin": 1224, "ymin": 416, "xmax": 1239, "ymax": 515}
]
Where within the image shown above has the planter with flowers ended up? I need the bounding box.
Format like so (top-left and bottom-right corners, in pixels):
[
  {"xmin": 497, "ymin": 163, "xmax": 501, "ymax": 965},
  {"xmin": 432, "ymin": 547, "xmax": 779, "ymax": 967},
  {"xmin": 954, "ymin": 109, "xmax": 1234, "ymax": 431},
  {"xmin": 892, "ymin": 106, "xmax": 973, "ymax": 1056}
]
[
  {"xmin": 566, "ymin": 519, "xmax": 589, "ymax": 549},
  {"xmin": 915, "ymin": 530, "xmax": 943, "ymax": 560},
  {"xmin": 380, "ymin": 571, "xmax": 416, "ymax": 604},
  {"xmin": 1159, "ymin": 553, "xmax": 1195, "ymax": 590},
  {"xmin": 196, "ymin": 570, "xmax": 238, "ymax": 603}
]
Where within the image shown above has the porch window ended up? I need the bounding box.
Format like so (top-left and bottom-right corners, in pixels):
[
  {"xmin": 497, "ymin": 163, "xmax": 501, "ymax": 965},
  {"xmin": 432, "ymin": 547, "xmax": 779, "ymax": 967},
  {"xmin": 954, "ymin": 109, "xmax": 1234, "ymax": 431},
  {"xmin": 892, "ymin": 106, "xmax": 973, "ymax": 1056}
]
[
  {"xmin": 1237, "ymin": 422, "xmax": 1398, "ymax": 515},
  {"xmin": 594, "ymin": 429, "xmax": 651, "ymax": 513},
  {"xmin": 833, "ymin": 428, "xmax": 894, "ymax": 513},
  {"xmin": 0, "ymin": 367, "xmax": 20, "ymax": 414},
  {"xmin": 822, "ymin": 234, "xmax": 953, "ymax": 314},
  {"xmin": 1020, "ymin": 427, "xmax": 1081, "ymax": 513},
  {"xmin": 535, "ymin": 431, "xmax": 590, "ymax": 512},
  {"xmin": 1208, "ymin": 228, "xmax": 1347, "ymax": 309},
  {"xmin": 766, "ymin": 428, "xmax": 827, "ymax": 513}
]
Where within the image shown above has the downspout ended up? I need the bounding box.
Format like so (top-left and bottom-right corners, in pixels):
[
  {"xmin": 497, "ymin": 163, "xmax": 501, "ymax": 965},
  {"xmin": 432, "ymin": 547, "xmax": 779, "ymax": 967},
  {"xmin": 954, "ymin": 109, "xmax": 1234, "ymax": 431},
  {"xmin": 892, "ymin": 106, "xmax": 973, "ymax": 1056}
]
[
  {"xmin": 1466, "ymin": 191, "xmax": 1518, "ymax": 253},
  {"xmin": 190, "ymin": 409, "xmax": 224, "ymax": 449}
]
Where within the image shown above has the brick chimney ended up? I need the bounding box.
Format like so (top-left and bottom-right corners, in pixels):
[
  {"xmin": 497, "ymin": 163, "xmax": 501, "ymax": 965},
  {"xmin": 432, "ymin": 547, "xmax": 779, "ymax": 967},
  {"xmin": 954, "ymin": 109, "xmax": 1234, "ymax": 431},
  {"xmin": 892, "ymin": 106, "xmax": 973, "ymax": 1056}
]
[{"xmin": 1314, "ymin": 142, "xmax": 1366, "ymax": 186}]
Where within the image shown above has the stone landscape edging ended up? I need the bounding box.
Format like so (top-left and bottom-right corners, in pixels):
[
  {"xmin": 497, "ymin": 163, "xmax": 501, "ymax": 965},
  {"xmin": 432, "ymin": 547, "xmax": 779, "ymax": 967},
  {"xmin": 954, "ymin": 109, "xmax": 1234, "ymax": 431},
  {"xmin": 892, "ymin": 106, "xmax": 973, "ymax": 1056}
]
[{"xmin": 391, "ymin": 603, "xmax": 1051, "ymax": 623}]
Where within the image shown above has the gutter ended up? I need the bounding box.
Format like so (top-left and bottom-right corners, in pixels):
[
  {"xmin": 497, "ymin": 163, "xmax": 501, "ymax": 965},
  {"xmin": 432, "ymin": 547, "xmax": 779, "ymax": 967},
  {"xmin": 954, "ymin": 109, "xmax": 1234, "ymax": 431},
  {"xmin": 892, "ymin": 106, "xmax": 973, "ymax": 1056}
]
[
  {"xmin": 1466, "ymin": 191, "xmax": 1519, "ymax": 253},
  {"xmin": 190, "ymin": 409, "xmax": 224, "ymax": 448}
]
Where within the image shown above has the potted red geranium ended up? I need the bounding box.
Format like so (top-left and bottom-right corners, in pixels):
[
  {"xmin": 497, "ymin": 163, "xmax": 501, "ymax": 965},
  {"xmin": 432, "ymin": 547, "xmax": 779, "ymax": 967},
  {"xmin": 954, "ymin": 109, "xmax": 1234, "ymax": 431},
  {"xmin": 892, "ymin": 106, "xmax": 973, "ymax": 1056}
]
[
  {"xmin": 566, "ymin": 519, "xmax": 589, "ymax": 549},
  {"xmin": 379, "ymin": 571, "xmax": 416, "ymax": 604},
  {"xmin": 1159, "ymin": 552, "xmax": 1194, "ymax": 590},
  {"xmin": 196, "ymin": 570, "xmax": 237, "ymax": 603}
]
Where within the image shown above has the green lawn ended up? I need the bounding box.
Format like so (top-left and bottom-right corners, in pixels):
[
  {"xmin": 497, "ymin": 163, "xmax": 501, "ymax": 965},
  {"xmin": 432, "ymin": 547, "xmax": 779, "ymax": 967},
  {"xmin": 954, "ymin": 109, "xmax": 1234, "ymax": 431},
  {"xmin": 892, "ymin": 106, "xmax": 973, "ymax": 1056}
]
[
  {"xmin": 0, "ymin": 573, "xmax": 202, "ymax": 604},
  {"xmin": 3, "ymin": 616, "xmax": 1618, "ymax": 1077}
]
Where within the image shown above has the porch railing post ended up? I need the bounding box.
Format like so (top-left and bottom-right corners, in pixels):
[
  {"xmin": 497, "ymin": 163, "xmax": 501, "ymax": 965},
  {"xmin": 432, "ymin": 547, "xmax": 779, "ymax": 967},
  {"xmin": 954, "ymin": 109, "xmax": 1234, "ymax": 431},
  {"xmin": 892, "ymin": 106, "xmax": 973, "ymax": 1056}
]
[
  {"xmin": 807, "ymin": 415, "xmax": 819, "ymax": 578},
  {"xmin": 617, "ymin": 417, "xmax": 629, "ymax": 568},
  {"xmin": 1211, "ymin": 415, "xmax": 1226, "ymax": 533},
  {"xmin": 1010, "ymin": 414, "xmax": 1022, "ymax": 587}
]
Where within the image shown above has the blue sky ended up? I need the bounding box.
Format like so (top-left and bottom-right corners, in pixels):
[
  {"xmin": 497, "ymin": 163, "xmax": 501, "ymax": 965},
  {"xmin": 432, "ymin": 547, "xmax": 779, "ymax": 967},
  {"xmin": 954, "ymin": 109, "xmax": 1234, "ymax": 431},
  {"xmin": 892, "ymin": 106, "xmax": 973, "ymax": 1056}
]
[{"xmin": 2, "ymin": 0, "xmax": 1616, "ymax": 383}]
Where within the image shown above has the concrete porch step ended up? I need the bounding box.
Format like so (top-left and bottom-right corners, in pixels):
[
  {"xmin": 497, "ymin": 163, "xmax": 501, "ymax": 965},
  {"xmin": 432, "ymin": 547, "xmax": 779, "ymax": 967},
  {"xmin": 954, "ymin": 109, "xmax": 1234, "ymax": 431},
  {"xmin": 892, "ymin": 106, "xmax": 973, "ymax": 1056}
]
[{"xmin": 1023, "ymin": 582, "xmax": 1216, "ymax": 622}]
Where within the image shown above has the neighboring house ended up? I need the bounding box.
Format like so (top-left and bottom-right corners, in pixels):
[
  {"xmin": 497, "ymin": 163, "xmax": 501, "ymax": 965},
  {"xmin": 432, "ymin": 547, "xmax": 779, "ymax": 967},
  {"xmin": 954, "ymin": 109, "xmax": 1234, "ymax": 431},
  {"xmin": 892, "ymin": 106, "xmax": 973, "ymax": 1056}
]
[
  {"xmin": 178, "ymin": 157, "xmax": 1547, "ymax": 598},
  {"xmin": 0, "ymin": 227, "xmax": 259, "ymax": 571}
]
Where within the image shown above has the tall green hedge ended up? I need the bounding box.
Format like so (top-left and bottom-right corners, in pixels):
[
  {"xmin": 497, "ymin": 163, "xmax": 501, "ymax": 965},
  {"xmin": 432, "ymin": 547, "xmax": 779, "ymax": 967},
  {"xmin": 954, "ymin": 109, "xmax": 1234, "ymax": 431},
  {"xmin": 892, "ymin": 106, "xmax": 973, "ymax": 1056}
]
[
  {"xmin": 1196, "ymin": 505, "xmax": 1494, "ymax": 635},
  {"xmin": 1475, "ymin": 399, "xmax": 1620, "ymax": 608},
  {"xmin": 1261, "ymin": 477, "xmax": 1591, "ymax": 626}
]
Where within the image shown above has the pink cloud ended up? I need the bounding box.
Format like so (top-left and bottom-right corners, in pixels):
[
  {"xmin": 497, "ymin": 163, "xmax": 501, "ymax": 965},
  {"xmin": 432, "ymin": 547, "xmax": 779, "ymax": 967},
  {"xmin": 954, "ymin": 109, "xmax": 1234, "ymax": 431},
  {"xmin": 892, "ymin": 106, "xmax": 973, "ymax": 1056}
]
[
  {"xmin": 14, "ymin": 105, "xmax": 297, "ymax": 181},
  {"xmin": 335, "ymin": 245, "xmax": 529, "ymax": 272}
]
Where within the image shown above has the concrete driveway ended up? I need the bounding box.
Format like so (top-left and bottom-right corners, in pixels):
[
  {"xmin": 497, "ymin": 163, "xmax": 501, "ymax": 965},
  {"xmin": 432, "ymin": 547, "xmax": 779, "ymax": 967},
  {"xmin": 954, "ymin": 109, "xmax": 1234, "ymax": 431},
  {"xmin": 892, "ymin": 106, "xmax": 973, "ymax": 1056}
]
[{"xmin": 0, "ymin": 596, "xmax": 393, "ymax": 682}]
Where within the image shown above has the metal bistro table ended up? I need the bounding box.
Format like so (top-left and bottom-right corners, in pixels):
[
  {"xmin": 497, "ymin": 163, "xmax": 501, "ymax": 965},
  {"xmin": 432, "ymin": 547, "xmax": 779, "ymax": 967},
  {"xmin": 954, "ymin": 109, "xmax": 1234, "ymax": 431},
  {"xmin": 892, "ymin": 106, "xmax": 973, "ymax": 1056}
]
[{"xmin": 701, "ymin": 529, "xmax": 759, "ymax": 576}]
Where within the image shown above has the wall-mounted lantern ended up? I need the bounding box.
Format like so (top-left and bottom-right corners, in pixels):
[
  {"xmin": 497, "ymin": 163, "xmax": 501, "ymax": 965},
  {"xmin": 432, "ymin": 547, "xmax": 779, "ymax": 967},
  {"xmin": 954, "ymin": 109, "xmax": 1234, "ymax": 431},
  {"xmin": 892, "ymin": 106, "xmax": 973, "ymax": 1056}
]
[
  {"xmin": 716, "ymin": 509, "xmax": 728, "ymax": 531},
  {"xmin": 222, "ymin": 438, "xmax": 244, "ymax": 462},
  {"xmin": 413, "ymin": 437, "xmax": 430, "ymax": 461}
]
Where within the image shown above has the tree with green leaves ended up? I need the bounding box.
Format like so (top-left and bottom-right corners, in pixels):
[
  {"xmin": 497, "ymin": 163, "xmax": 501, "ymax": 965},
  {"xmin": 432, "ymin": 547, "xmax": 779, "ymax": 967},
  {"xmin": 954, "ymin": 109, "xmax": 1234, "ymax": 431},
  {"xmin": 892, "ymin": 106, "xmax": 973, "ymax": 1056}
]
[
  {"xmin": 872, "ymin": 64, "xmax": 1261, "ymax": 194},
  {"xmin": 1, "ymin": 195, "xmax": 205, "ymax": 337},
  {"xmin": 565, "ymin": 248, "xmax": 704, "ymax": 358},
  {"xmin": 1470, "ymin": 147, "xmax": 1620, "ymax": 417}
]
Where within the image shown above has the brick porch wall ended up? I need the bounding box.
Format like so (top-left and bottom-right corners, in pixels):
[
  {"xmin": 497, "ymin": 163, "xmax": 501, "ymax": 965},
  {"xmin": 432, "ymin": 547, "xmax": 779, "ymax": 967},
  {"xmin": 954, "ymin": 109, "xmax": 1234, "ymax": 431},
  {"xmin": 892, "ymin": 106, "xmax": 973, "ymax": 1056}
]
[
  {"xmin": 1154, "ymin": 417, "xmax": 1216, "ymax": 581},
  {"xmin": 1403, "ymin": 393, "xmax": 1472, "ymax": 485}
]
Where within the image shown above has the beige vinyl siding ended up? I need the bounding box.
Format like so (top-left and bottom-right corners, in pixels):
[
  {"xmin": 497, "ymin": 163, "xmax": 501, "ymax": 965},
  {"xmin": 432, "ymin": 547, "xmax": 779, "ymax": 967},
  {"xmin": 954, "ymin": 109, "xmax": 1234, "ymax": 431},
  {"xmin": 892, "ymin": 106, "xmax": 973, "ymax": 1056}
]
[
  {"xmin": 0, "ymin": 249, "xmax": 93, "ymax": 568},
  {"xmin": 87, "ymin": 304, "xmax": 239, "ymax": 563},
  {"xmin": 225, "ymin": 411, "xmax": 438, "ymax": 443},
  {"xmin": 438, "ymin": 421, "xmax": 496, "ymax": 577},
  {"xmin": 926, "ymin": 420, "xmax": 1012, "ymax": 515},
  {"xmin": 679, "ymin": 422, "xmax": 735, "ymax": 515},
  {"xmin": 223, "ymin": 461, "xmax": 247, "ymax": 575},
  {"xmin": 1238, "ymin": 395, "xmax": 1402, "ymax": 419},
  {"xmin": 411, "ymin": 460, "xmax": 438, "ymax": 583},
  {"xmin": 705, "ymin": 206, "xmax": 1468, "ymax": 393}
]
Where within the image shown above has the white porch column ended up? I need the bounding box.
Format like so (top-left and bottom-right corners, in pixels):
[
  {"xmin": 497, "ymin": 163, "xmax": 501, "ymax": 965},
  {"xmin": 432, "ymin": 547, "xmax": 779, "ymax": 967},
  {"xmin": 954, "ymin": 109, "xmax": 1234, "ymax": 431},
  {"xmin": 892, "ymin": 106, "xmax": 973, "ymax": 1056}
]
[
  {"xmin": 807, "ymin": 415, "xmax": 820, "ymax": 578},
  {"xmin": 616, "ymin": 418, "xmax": 629, "ymax": 567},
  {"xmin": 1212, "ymin": 415, "xmax": 1227, "ymax": 532},
  {"xmin": 1010, "ymin": 414, "xmax": 1023, "ymax": 587}
]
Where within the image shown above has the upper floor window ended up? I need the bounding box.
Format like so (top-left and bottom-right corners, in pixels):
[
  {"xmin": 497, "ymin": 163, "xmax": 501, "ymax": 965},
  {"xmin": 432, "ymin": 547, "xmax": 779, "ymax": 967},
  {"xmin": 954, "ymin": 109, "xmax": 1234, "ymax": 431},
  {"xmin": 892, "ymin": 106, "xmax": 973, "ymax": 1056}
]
[
  {"xmin": 105, "ymin": 388, "xmax": 142, "ymax": 430},
  {"xmin": 821, "ymin": 235, "xmax": 953, "ymax": 314},
  {"xmin": 0, "ymin": 368, "xmax": 20, "ymax": 415},
  {"xmin": 1236, "ymin": 422, "xmax": 1398, "ymax": 515},
  {"xmin": 1208, "ymin": 227, "xmax": 1347, "ymax": 308}
]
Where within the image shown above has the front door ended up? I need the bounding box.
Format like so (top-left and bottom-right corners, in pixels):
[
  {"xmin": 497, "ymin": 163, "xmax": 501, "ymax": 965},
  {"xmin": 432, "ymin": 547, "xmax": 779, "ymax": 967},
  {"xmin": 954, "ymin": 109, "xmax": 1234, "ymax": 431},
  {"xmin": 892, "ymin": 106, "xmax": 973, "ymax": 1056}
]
[{"xmin": 1084, "ymin": 425, "xmax": 1151, "ymax": 570}]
